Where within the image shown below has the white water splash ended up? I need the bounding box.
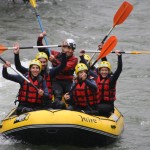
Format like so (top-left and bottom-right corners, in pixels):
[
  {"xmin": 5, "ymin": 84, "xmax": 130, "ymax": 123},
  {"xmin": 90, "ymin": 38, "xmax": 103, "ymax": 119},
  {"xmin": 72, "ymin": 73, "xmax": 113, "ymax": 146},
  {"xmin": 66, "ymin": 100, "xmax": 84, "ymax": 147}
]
[
  {"xmin": 141, "ymin": 121, "xmax": 150, "ymax": 126},
  {"xmin": 0, "ymin": 60, "xmax": 30, "ymax": 119}
]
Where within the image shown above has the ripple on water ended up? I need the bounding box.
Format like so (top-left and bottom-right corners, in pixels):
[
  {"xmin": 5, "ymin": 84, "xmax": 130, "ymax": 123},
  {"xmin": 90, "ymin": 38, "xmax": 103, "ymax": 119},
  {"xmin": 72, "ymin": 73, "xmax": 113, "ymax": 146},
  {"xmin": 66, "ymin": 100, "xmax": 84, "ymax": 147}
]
[{"xmin": 141, "ymin": 121, "xmax": 150, "ymax": 126}]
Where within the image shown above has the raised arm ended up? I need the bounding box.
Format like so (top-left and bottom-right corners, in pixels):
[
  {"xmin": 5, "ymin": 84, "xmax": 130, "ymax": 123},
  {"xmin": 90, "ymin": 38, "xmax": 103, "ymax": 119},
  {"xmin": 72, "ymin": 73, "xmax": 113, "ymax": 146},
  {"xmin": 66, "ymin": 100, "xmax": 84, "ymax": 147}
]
[
  {"xmin": 85, "ymin": 78, "xmax": 97, "ymax": 91},
  {"xmin": 110, "ymin": 50, "xmax": 122, "ymax": 86},
  {"xmin": 13, "ymin": 43, "xmax": 28, "ymax": 74},
  {"xmin": 2, "ymin": 62, "xmax": 24, "ymax": 84},
  {"xmin": 37, "ymin": 31, "xmax": 50, "ymax": 57}
]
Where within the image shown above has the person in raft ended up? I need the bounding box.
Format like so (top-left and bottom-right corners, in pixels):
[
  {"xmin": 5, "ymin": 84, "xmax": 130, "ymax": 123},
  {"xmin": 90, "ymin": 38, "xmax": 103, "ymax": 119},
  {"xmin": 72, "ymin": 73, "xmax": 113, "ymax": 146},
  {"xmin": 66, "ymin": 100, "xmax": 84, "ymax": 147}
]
[
  {"xmin": 37, "ymin": 31, "xmax": 78, "ymax": 108},
  {"xmin": 95, "ymin": 50, "xmax": 122, "ymax": 117},
  {"xmin": 2, "ymin": 59, "xmax": 49, "ymax": 115},
  {"xmin": 13, "ymin": 43, "xmax": 67, "ymax": 109},
  {"xmin": 64, "ymin": 63, "xmax": 100, "ymax": 115}
]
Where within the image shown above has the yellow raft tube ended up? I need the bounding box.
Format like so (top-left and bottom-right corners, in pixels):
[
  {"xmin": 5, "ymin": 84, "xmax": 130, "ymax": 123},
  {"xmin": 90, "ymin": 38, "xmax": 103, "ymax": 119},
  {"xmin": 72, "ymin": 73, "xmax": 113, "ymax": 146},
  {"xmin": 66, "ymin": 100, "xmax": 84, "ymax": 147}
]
[{"xmin": 0, "ymin": 107, "xmax": 124, "ymax": 146}]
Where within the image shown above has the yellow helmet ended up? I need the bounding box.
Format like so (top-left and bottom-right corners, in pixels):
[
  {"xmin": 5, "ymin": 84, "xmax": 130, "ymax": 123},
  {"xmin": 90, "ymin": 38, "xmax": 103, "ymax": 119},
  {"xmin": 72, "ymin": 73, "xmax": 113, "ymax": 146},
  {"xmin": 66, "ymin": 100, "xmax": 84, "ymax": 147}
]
[
  {"xmin": 35, "ymin": 52, "xmax": 48, "ymax": 61},
  {"xmin": 29, "ymin": 59, "xmax": 42, "ymax": 72},
  {"xmin": 75, "ymin": 63, "xmax": 88, "ymax": 75},
  {"xmin": 98, "ymin": 61, "xmax": 111, "ymax": 70},
  {"xmin": 84, "ymin": 54, "xmax": 92, "ymax": 65}
]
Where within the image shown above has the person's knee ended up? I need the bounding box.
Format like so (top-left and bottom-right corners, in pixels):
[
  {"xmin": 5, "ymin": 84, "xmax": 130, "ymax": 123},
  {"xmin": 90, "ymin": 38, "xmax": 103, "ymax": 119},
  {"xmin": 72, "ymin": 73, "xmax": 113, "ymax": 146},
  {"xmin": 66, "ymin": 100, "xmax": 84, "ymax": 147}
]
[
  {"xmin": 52, "ymin": 100, "xmax": 66, "ymax": 109},
  {"xmin": 67, "ymin": 105, "xmax": 74, "ymax": 110},
  {"xmin": 53, "ymin": 89, "xmax": 63, "ymax": 101},
  {"xmin": 97, "ymin": 104, "xmax": 114, "ymax": 117},
  {"xmin": 58, "ymin": 101, "xmax": 66, "ymax": 109},
  {"xmin": 16, "ymin": 106, "xmax": 33, "ymax": 115}
]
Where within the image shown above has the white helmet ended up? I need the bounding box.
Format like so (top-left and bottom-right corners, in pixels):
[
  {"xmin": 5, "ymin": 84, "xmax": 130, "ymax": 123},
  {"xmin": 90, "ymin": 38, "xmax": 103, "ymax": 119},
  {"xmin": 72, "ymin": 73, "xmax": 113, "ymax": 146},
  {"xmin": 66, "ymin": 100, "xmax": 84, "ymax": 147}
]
[{"xmin": 64, "ymin": 39, "xmax": 76, "ymax": 50}]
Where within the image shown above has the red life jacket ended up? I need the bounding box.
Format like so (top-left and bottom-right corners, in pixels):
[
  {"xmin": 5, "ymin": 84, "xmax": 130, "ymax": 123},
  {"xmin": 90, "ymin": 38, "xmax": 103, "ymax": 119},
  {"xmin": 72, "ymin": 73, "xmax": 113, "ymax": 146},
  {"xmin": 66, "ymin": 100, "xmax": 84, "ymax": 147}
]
[
  {"xmin": 51, "ymin": 51, "xmax": 78, "ymax": 81},
  {"xmin": 72, "ymin": 81, "xmax": 100, "ymax": 107},
  {"xmin": 18, "ymin": 75, "xmax": 43, "ymax": 104},
  {"xmin": 96, "ymin": 75, "xmax": 116, "ymax": 102}
]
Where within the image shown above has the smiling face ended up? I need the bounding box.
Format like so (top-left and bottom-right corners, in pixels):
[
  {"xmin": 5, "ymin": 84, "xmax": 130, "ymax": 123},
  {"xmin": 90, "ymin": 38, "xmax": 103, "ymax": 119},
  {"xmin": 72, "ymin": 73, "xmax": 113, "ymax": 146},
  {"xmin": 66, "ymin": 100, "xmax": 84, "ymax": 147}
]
[
  {"xmin": 62, "ymin": 45, "xmax": 74, "ymax": 57},
  {"xmin": 62, "ymin": 39, "xmax": 75, "ymax": 57},
  {"xmin": 66, "ymin": 47, "xmax": 74, "ymax": 57},
  {"xmin": 30, "ymin": 65, "xmax": 40, "ymax": 77},
  {"xmin": 38, "ymin": 58, "xmax": 47, "ymax": 70},
  {"xmin": 78, "ymin": 70, "xmax": 87, "ymax": 79},
  {"xmin": 99, "ymin": 67, "xmax": 109, "ymax": 78}
]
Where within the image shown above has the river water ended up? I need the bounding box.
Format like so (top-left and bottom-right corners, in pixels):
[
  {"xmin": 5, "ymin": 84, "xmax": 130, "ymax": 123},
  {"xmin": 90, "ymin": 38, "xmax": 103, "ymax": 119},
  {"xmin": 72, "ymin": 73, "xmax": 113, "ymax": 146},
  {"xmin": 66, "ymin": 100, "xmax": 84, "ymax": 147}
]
[{"xmin": 0, "ymin": 0, "xmax": 150, "ymax": 150}]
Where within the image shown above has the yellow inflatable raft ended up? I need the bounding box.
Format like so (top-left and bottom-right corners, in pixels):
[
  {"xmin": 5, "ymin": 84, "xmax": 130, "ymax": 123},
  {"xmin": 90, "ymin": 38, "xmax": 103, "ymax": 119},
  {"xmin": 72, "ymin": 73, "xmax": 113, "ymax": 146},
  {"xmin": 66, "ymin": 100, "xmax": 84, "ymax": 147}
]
[{"xmin": 0, "ymin": 107, "xmax": 124, "ymax": 146}]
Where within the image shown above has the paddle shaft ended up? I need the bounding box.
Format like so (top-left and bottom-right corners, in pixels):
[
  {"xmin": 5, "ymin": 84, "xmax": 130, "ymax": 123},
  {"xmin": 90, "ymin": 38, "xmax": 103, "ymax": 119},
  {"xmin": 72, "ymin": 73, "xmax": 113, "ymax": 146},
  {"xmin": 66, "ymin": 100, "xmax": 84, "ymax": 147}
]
[
  {"xmin": 101, "ymin": 27, "xmax": 114, "ymax": 44},
  {"xmin": 91, "ymin": 60, "xmax": 99, "ymax": 69},
  {"xmin": 84, "ymin": 50, "xmax": 150, "ymax": 54},
  {"xmin": 0, "ymin": 57, "xmax": 38, "ymax": 90},
  {"xmin": 4, "ymin": 45, "xmax": 61, "ymax": 50},
  {"xmin": 68, "ymin": 81, "xmax": 82, "ymax": 94},
  {"xmin": 89, "ymin": 27, "xmax": 115, "ymax": 63},
  {"xmin": 32, "ymin": 5, "xmax": 51, "ymax": 55},
  {"xmin": 89, "ymin": 16, "xmax": 116, "ymax": 62}
]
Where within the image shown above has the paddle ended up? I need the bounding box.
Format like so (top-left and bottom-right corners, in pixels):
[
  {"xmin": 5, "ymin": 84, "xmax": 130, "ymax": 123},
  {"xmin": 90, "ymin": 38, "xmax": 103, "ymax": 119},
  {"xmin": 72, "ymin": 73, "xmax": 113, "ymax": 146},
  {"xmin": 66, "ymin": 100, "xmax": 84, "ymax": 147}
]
[
  {"xmin": 68, "ymin": 36, "xmax": 117, "ymax": 94},
  {"xmin": 0, "ymin": 44, "xmax": 62, "ymax": 55},
  {"xmin": 102, "ymin": 1, "xmax": 133, "ymax": 44},
  {"xmin": 90, "ymin": 1, "xmax": 133, "ymax": 62},
  {"xmin": 29, "ymin": 0, "xmax": 51, "ymax": 55},
  {"xmin": 0, "ymin": 56, "xmax": 39, "ymax": 90},
  {"xmin": 90, "ymin": 36, "xmax": 117, "ymax": 68},
  {"xmin": 83, "ymin": 50, "xmax": 150, "ymax": 54}
]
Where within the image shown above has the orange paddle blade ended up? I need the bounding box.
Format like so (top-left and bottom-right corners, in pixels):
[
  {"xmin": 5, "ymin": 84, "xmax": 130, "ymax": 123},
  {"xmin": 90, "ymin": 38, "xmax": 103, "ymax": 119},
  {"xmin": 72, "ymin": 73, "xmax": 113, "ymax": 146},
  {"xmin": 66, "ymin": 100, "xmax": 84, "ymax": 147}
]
[
  {"xmin": 113, "ymin": 1, "xmax": 133, "ymax": 27},
  {"xmin": 0, "ymin": 45, "xmax": 8, "ymax": 54},
  {"xmin": 97, "ymin": 36, "xmax": 117, "ymax": 60}
]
